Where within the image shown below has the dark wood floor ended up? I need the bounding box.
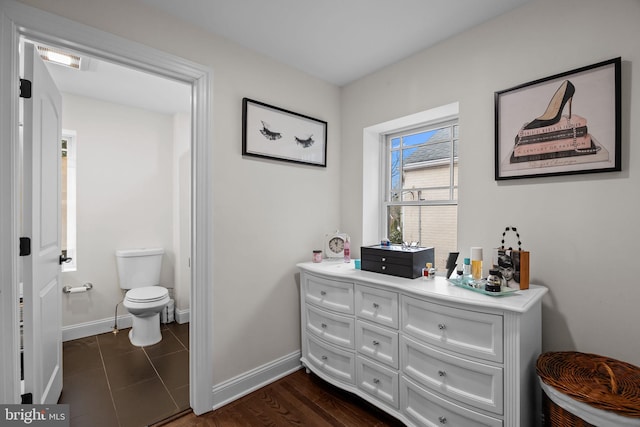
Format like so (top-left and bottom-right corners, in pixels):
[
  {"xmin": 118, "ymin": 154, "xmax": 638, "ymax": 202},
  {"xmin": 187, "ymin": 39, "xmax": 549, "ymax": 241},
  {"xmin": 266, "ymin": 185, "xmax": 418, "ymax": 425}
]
[{"xmin": 153, "ymin": 369, "xmax": 405, "ymax": 427}]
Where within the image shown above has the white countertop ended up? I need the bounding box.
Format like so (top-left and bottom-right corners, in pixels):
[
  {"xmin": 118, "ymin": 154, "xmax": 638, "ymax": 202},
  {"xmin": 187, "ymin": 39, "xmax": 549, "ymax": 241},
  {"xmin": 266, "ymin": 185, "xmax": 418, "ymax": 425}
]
[{"xmin": 298, "ymin": 260, "xmax": 548, "ymax": 313}]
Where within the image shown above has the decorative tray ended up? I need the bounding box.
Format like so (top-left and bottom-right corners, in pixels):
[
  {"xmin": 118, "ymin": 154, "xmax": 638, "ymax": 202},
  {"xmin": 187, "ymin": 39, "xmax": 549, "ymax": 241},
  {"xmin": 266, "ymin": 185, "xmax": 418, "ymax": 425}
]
[{"xmin": 447, "ymin": 278, "xmax": 520, "ymax": 297}]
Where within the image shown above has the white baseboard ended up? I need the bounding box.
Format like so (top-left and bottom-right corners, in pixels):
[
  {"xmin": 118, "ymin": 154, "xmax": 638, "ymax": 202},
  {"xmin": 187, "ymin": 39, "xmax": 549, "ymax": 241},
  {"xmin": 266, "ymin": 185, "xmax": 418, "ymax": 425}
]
[
  {"xmin": 212, "ymin": 351, "xmax": 302, "ymax": 410},
  {"xmin": 62, "ymin": 314, "xmax": 133, "ymax": 342},
  {"xmin": 62, "ymin": 308, "xmax": 191, "ymax": 341}
]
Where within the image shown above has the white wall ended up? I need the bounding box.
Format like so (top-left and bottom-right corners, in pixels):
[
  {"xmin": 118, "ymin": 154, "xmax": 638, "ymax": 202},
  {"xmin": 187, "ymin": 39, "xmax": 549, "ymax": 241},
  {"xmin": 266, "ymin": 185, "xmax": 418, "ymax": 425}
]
[
  {"xmin": 173, "ymin": 112, "xmax": 191, "ymax": 314},
  {"xmin": 28, "ymin": 0, "xmax": 640, "ymax": 391},
  {"xmin": 20, "ymin": 0, "xmax": 342, "ymax": 384},
  {"xmin": 60, "ymin": 93, "xmax": 176, "ymax": 326},
  {"xmin": 342, "ymin": 0, "xmax": 640, "ymax": 366}
]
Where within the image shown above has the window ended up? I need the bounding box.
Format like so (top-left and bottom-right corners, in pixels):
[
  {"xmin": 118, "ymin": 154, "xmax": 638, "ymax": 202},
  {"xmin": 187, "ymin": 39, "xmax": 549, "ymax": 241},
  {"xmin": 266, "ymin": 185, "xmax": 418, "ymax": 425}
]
[
  {"xmin": 383, "ymin": 120, "xmax": 458, "ymax": 271},
  {"xmin": 61, "ymin": 130, "xmax": 76, "ymax": 272}
]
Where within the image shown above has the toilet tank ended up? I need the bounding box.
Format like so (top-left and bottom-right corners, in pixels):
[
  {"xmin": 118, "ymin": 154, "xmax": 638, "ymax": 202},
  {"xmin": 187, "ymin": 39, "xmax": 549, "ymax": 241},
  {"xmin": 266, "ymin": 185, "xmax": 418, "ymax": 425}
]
[{"xmin": 115, "ymin": 248, "xmax": 164, "ymax": 289}]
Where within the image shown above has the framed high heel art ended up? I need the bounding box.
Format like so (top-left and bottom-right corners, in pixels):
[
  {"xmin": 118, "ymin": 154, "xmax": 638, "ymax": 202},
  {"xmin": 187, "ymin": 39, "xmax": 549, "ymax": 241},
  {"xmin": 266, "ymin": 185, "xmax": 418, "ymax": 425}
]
[{"xmin": 494, "ymin": 57, "xmax": 621, "ymax": 180}]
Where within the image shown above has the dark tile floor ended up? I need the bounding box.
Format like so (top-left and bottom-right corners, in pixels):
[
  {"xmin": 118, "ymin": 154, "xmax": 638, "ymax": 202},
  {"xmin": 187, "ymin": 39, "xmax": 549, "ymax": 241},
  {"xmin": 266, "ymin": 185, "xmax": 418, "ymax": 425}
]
[{"xmin": 59, "ymin": 322, "xmax": 189, "ymax": 427}]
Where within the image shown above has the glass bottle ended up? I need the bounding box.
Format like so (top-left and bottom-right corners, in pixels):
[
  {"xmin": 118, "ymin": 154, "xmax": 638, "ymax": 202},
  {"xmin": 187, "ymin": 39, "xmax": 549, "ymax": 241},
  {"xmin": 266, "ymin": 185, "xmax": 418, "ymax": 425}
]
[
  {"xmin": 486, "ymin": 268, "xmax": 504, "ymax": 292},
  {"xmin": 471, "ymin": 247, "xmax": 483, "ymax": 280},
  {"xmin": 463, "ymin": 258, "xmax": 471, "ymax": 279},
  {"xmin": 343, "ymin": 237, "xmax": 351, "ymax": 263}
]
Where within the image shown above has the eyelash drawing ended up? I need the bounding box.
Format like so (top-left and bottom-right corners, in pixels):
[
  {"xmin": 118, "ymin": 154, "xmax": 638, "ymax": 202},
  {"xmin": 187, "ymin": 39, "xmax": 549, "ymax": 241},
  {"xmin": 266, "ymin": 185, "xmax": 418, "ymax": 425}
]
[
  {"xmin": 295, "ymin": 135, "xmax": 314, "ymax": 148},
  {"xmin": 260, "ymin": 121, "xmax": 282, "ymax": 140}
]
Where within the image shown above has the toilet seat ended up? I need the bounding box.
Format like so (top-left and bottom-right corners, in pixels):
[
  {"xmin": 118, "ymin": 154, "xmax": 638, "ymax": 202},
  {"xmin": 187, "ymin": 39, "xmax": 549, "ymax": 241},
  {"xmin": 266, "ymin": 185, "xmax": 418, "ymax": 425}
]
[{"xmin": 125, "ymin": 286, "xmax": 169, "ymax": 303}]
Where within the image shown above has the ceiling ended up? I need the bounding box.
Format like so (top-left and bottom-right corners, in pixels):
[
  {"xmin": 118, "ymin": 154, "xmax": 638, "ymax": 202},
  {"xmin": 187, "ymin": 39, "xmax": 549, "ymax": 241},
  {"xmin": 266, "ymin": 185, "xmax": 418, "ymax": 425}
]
[
  {"xmin": 44, "ymin": 0, "xmax": 532, "ymax": 114},
  {"xmin": 43, "ymin": 54, "xmax": 192, "ymax": 115},
  {"xmin": 141, "ymin": 0, "xmax": 532, "ymax": 86}
]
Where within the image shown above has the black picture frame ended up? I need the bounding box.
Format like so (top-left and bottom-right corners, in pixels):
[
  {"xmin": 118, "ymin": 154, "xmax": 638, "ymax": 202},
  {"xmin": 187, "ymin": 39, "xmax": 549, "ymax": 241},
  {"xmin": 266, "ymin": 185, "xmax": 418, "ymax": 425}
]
[
  {"xmin": 495, "ymin": 57, "xmax": 621, "ymax": 180},
  {"xmin": 242, "ymin": 98, "xmax": 327, "ymax": 167}
]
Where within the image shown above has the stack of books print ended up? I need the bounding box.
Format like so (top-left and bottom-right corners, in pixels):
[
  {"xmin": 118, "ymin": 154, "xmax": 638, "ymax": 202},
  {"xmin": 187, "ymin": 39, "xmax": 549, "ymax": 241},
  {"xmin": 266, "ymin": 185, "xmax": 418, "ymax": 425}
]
[{"xmin": 510, "ymin": 113, "xmax": 600, "ymax": 163}]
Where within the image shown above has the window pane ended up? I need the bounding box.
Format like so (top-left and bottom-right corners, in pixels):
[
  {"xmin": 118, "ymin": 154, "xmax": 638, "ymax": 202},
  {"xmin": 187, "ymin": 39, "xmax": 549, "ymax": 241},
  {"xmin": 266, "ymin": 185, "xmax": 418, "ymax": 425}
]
[
  {"xmin": 402, "ymin": 129, "xmax": 436, "ymax": 147},
  {"xmin": 390, "ymin": 150, "xmax": 401, "ymax": 190},
  {"xmin": 386, "ymin": 204, "xmax": 458, "ymax": 271},
  {"xmin": 401, "ymin": 146, "xmax": 419, "ymax": 169},
  {"xmin": 391, "ymin": 137, "xmax": 401, "ymax": 149}
]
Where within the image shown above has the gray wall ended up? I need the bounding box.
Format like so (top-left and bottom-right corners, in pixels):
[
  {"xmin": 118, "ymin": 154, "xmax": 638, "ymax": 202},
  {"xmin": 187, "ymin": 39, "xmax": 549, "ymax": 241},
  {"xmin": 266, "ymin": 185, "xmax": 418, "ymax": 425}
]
[
  {"xmin": 24, "ymin": 0, "xmax": 640, "ymax": 385},
  {"xmin": 341, "ymin": 0, "xmax": 640, "ymax": 366},
  {"xmin": 60, "ymin": 93, "xmax": 176, "ymax": 325},
  {"xmin": 20, "ymin": 0, "xmax": 342, "ymax": 384}
]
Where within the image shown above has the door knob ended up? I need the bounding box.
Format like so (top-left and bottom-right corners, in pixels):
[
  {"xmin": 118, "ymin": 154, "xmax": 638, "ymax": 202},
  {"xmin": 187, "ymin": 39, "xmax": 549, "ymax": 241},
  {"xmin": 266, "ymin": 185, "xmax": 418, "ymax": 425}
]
[{"xmin": 59, "ymin": 254, "xmax": 72, "ymax": 265}]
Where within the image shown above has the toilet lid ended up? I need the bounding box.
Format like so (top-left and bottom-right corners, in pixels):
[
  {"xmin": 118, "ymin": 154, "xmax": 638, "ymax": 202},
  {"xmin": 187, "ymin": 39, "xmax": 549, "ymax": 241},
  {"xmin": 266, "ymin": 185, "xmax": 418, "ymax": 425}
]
[{"xmin": 126, "ymin": 286, "xmax": 168, "ymax": 303}]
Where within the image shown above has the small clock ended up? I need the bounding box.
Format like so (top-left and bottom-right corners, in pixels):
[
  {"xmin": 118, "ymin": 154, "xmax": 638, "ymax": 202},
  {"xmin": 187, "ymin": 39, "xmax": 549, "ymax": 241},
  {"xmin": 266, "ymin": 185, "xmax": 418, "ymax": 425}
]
[{"xmin": 325, "ymin": 232, "xmax": 347, "ymax": 258}]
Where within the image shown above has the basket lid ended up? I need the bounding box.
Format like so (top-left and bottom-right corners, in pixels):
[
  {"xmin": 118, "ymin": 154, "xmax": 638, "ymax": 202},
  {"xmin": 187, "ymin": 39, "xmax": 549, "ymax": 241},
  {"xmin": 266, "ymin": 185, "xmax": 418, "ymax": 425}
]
[{"xmin": 536, "ymin": 351, "xmax": 640, "ymax": 418}]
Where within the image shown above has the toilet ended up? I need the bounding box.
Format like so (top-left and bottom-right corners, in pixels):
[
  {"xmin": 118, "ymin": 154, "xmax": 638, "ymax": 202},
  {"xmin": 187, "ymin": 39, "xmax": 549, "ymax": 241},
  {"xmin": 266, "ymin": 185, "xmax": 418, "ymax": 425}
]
[{"xmin": 115, "ymin": 248, "xmax": 170, "ymax": 347}]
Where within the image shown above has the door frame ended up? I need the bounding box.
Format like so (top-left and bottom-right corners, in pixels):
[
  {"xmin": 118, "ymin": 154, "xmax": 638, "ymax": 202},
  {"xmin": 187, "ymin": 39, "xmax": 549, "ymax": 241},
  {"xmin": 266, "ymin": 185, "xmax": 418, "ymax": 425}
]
[{"xmin": 0, "ymin": 0, "xmax": 215, "ymax": 414}]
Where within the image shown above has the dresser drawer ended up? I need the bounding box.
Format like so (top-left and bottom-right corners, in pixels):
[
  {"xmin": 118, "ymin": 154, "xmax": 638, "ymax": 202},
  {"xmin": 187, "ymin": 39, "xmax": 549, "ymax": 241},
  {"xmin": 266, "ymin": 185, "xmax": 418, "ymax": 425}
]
[
  {"xmin": 356, "ymin": 320, "xmax": 398, "ymax": 369},
  {"xmin": 306, "ymin": 334, "xmax": 355, "ymax": 385},
  {"xmin": 360, "ymin": 260, "xmax": 414, "ymax": 279},
  {"xmin": 356, "ymin": 285, "xmax": 398, "ymax": 328},
  {"xmin": 306, "ymin": 304, "xmax": 355, "ymax": 349},
  {"xmin": 305, "ymin": 274, "xmax": 354, "ymax": 315},
  {"xmin": 356, "ymin": 356, "xmax": 399, "ymax": 409},
  {"xmin": 401, "ymin": 335, "xmax": 503, "ymax": 414},
  {"xmin": 401, "ymin": 296, "xmax": 503, "ymax": 363},
  {"xmin": 401, "ymin": 376, "xmax": 502, "ymax": 427}
]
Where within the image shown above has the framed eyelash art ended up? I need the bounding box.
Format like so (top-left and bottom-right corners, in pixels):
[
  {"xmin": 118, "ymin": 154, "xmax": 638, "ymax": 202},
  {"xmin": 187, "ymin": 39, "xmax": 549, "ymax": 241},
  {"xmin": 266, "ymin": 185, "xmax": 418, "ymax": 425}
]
[
  {"xmin": 242, "ymin": 98, "xmax": 327, "ymax": 167},
  {"xmin": 495, "ymin": 57, "xmax": 621, "ymax": 180}
]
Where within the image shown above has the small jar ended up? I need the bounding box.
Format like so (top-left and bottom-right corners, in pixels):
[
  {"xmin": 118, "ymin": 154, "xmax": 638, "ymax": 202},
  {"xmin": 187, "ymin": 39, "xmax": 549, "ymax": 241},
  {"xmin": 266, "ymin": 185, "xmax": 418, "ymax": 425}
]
[
  {"xmin": 312, "ymin": 250, "xmax": 322, "ymax": 263},
  {"xmin": 422, "ymin": 262, "xmax": 433, "ymax": 279},
  {"xmin": 485, "ymin": 269, "xmax": 504, "ymax": 292}
]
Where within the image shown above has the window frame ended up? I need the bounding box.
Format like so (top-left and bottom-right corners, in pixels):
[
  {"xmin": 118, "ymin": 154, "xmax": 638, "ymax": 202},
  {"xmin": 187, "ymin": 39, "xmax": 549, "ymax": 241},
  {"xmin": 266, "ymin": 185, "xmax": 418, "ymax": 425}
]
[
  {"xmin": 61, "ymin": 129, "xmax": 77, "ymax": 272},
  {"xmin": 381, "ymin": 119, "xmax": 459, "ymax": 246}
]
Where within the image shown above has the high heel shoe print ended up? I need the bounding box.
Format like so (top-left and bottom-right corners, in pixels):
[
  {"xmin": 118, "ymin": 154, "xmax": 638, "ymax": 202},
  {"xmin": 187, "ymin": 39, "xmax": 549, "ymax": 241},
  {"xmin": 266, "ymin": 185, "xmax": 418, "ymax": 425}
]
[{"xmin": 523, "ymin": 80, "xmax": 575, "ymax": 130}]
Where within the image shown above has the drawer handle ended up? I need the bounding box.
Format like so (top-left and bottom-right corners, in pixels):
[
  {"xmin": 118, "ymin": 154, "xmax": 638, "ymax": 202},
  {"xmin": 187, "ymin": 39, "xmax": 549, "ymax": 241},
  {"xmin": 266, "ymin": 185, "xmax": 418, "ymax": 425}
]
[
  {"xmin": 373, "ymin": 378, "xmax": 380, "ymax": 384},
  {"xmin": 381, "ymin": 257, "xmax": 386, "ymax": 262},
  {"xmin": 321, "ymin": 323, "xmax": 327, "ymax": 329},
  {"xmin": 373, "ymin": 302, "xmax": 380, "ymax": 309},
  {"xmin": 438, "ymin": 370, "xmax": 446, "ymax": 377},
  {"xmin": 320, "ymin": 290, "xmax": 327, "ymax": 296},
  {"xmin": 381, "ymin": 266, "xmax": 386, "ymax": 270},
  {"xmin": 438, "ymin": 416, "xmax": 447, "ymax": 424},
  {"xmin": 372, "ymin": 340, "xmax": 380, "ymax": 346},
  {"xmin": 321, "ymin": 355, "xmax": 328, "ymax": 361},
  {"xmin": 438, "ymin": 323, "xmax": 446, "ymax": 330}
]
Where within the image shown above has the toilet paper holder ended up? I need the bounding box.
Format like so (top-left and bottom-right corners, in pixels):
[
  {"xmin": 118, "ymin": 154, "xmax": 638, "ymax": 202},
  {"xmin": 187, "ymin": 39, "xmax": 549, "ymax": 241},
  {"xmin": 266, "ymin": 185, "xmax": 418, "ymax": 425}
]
[{"xmin": 63, "ymin": 282, "xmax": 93, "ymax": 294}]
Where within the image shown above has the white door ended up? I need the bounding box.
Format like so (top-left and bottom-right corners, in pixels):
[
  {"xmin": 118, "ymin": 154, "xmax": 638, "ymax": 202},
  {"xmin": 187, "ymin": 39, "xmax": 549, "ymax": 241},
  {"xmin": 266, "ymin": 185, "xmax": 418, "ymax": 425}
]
[{"xmin": 22, "ymin": 42, "xmax": 63, "ymax": 404}]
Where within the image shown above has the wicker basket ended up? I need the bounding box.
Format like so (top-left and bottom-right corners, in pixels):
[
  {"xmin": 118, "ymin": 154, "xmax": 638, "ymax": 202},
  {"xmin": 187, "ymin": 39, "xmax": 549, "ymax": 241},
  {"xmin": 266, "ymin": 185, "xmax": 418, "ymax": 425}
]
[{"xmin": 537, "ymin": 352, "xmax": 640, "ymax": 425}]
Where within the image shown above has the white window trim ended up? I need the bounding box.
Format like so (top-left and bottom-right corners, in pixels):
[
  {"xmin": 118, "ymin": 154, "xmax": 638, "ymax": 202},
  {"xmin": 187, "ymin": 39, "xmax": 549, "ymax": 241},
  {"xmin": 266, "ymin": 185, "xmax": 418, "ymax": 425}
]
[
  {"xmin": 61, "ymin": 129, "xmax": 76, "ymax": 272},
  {"xmin": 362, "ymin": 102, "xmax": 459, "ymax": 246}
]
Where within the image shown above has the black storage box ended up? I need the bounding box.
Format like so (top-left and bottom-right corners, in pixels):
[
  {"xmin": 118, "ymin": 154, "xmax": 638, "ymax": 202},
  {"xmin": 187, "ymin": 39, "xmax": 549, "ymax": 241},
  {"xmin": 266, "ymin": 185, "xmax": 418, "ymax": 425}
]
[{"xmin": 361, "ymin": 245, "xmax": 435, "ymax": 279}]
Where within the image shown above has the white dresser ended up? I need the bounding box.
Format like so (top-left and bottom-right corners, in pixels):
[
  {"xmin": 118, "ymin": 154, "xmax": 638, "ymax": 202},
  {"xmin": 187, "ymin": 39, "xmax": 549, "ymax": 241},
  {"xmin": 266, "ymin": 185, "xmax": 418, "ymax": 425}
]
[{"xmin": 298, "ymin": 261, "xmax": 548, "ymax": 427}]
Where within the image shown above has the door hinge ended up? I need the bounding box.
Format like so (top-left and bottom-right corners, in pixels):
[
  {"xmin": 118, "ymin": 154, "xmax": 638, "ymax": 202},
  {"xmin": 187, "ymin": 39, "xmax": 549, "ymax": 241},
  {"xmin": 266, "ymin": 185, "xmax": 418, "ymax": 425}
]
[
  {"xmin": 19, "ymin": 79, "xmax": 32, "ymax": 99},
  {"xmin": 21, "ymin": 392, "xmax": 33, "ymax": 404},
  {"xmin": 19, "ymin": 237, "xmax": 31, "ymax": 256}
]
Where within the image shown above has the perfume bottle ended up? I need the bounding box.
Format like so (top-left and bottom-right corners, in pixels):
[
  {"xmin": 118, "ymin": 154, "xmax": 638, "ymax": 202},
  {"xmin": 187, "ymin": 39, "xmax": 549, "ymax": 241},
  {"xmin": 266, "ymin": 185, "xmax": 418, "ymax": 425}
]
[
  {"xmin": 471, "ymin": 247, "xmax": 483, "ymax": 280},
  {"xmin": 343, "ymin": 236, "xmax": 351, "ymax": 263},
  {"xmin": 463, "ymin": 258, "xmax": 471, "ymax": 279},
  {"xmin": 422, "ymin": 262, "xmax": 433, "ymax": 279}
]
